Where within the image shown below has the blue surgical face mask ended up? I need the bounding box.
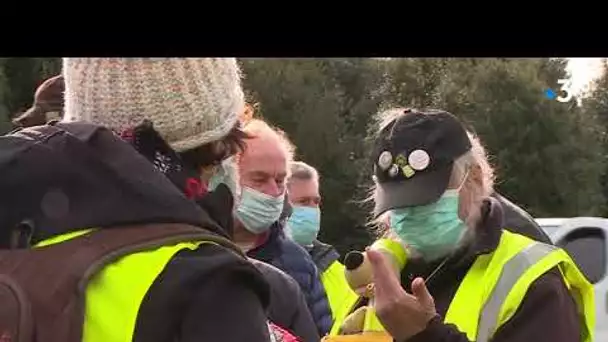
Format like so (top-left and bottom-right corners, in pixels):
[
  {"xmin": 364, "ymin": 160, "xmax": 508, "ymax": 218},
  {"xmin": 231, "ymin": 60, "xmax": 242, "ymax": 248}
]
[
  {"xmin": 286, "ymin": 206, "xmax": 321, "ymax": 246},
  {"xmin": 235, "ymin": 187, "xmax": 285, "ymax": 234},
  {"xmin": 388, "ymin": 189, "xmax": 467, "ymax": 261},
  {"xmin": 208, "ymin": 157, "xmax": 241, "ymax": 200}
]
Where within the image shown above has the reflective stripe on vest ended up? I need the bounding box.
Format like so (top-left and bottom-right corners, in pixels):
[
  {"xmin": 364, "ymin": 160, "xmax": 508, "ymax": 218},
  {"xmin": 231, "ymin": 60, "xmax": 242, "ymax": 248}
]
[
  {"xmin": 323, "ymin": 261, "xmax": 360, "ymax": 336},
  {"xmin": 477, "ymin": 241, "xmax": 558, "ymax": 341},
  {"xmin": 445, "ymin": 230, "xmax": 595, "ymax": 342},
  {"xmin": 36, "ymin": 229, "xmax": 211, "ymax": 342}
]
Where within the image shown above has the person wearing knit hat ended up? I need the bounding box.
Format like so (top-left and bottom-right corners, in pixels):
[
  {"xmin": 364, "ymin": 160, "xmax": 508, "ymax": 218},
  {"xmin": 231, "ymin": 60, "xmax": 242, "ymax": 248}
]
[
  {"xmin": 62, "ymin": 58, "xmax": 247, "ymax": 232},
  {"xmin": 63, "ymin": 58, "xmax": 243, "ymax": 153},
  {"xmin": 61, "ymin": 58, "xmax": 313, "ymax": 342},
  {"xmin": 12, "ymin": 75, "xmax": 64, "ymax": 128}
]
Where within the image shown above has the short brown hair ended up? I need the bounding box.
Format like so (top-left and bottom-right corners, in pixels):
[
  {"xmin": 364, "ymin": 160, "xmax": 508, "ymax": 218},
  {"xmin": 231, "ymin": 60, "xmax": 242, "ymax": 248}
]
[{"xmin": 179, "ymin": 122, "xmax": 251, "ymax": 170}]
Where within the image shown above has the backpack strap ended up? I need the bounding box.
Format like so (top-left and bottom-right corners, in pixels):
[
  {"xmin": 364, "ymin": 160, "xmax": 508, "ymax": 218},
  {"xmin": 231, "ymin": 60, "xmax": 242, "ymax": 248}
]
[
  {"xmin": 70, "ymin": 223, "xmax": 244, "ymax": 288},
  {"xmin": 0, "ymin": 223, "xmax": 242, "ymax": 342}
]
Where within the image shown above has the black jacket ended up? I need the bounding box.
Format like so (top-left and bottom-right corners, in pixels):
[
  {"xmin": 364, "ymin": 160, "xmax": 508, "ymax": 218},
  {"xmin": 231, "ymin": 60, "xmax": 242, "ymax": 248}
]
[
  {"xmin": 248, "ymin": 221, "xmax": 334, "ymax": 337},
  {"xmin": 403, "ymin": 198, "xmax": 581, "ymax": 342},
  {"xmin": 250, "ymin": 258, "xmax": 320, "ymax": 342},
  {"xmin": 308, "ymin": 240, "xmax": 341, "ymax": 274},
  {"xmin": 249, "ymin": 200, "xmax": 333, "ymax": 336},
  {"xmin": 0, "ymin": 123, "xmax": 272, "ymax": 342},
  {"xmin": 492, "ymin": 192, "xmax": 552, "ymax": 243},
  {"xmin": 119, "ymin": 120, "xmax": 318, "ymax": 341}
]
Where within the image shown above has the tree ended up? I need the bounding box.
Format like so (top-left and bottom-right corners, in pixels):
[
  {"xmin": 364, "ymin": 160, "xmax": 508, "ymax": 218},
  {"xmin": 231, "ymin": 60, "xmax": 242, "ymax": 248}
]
[
  {"xmin": 441, "ymin": 58, "xmax": 605, "ymax": 216},
  {"xmin": 580, "ymin": 59, "xmax": 608, "ymax": 216},
  {"xmin": 380, "ymin": 58, "xmax": 450, "ymax": 109},
  {"xmin": 2, "ymin": 57, "xmax": 605, "ymax": 252},
  {"xmin": 377, "ymin": 58, "xmax": 605, "ymax": 217}
]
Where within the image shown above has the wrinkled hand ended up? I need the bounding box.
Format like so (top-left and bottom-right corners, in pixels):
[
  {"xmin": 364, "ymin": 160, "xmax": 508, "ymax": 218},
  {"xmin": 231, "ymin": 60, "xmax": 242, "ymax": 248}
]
[{"xmin": 367, "ymin": 249, "xmax": 438, "ymax": 341}]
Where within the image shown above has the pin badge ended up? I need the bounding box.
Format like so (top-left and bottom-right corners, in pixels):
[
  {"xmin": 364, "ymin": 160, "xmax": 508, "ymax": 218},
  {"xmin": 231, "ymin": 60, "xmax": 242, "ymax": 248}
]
[
  {"xmin": 388, "ymin": 164, "xmax": 399, "ymax": 177},
  {"xmin": 402, "ymin": 165, "xmax": 415, "ymax": 178},
  {"xmin": 408, "ymin": 149, "xmax": 430, "ymax": 171},
  {"xmin": 378, "ymin": 151, "xmax": 393, "ymax": 171},
  {"xmin": 394, "ymin": 154, "xmax": 408, "ymax": 167}
]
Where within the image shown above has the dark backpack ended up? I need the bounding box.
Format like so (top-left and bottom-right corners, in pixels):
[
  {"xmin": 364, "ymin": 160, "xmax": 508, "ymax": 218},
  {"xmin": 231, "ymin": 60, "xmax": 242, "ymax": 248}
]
[{"xmin": 0, "ymin": 223, "xmax": 244, "ymax": 342}]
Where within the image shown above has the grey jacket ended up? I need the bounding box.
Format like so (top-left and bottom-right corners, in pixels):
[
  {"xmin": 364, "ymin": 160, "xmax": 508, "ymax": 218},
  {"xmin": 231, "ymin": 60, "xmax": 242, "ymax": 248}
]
[{"xmin": 308, "ymin": 240, "xmax": 341, "ymax": 274}]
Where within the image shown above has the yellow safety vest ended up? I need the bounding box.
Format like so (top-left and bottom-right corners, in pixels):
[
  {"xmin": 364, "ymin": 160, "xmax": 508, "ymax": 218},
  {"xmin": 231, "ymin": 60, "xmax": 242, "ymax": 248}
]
[
  {"xmin": 329, "ymin": 230, "xmax": 595, "ymax": 342},
  {"xmin": 321, "ymin": 260, "xmax": 359, "ymax": 329},
  {"xmin": 446, "ymin": 230, "xmax": 594, "ymax": 342},
  {"xmin": 36, "ymin": 229, "xmax": 214, "ymax": 342}
]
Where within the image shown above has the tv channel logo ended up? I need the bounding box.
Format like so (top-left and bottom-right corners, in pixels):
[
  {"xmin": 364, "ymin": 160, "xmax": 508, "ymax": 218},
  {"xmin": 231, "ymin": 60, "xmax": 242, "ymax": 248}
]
[{"xmin": 545, "ymin": 79, "xmax": 573, "ymax": 103}]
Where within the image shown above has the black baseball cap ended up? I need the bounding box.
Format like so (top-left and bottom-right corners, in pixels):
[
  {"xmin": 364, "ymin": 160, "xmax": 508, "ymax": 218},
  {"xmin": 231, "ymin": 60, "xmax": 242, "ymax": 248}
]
[{"xmin": 372, "ymin": 109, "xmax": 472, "ymax": 217}]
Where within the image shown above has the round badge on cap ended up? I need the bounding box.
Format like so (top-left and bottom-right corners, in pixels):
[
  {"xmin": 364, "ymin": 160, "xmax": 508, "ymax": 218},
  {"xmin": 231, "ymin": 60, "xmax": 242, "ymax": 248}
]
[
  {"xmin": 408, "ymin": 149, "xmax": 430, "ymax": 171},
  {"xmin": 377, "ymin": 151, "xmax": 393, "ymax": 171},
  {"xmin": 388, "ymin": 164, "xmax": 399, "ymax": 177}
]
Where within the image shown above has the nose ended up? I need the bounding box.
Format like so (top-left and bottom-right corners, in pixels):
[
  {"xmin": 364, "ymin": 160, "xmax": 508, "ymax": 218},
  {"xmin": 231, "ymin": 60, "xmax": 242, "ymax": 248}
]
[{"xmin": 267, "ymin": 179, "xmax": 283, "ymax": 197}]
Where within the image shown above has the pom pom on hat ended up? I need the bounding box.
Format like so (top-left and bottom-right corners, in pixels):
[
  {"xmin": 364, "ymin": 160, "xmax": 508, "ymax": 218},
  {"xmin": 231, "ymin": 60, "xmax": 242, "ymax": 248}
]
[{"xmin": 62, "ymin": 58, "xmax": 245, "ymax": 152}]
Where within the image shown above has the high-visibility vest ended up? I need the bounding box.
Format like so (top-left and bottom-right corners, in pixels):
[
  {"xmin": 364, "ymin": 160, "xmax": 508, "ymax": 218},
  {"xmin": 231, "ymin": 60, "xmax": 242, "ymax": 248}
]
[
  {"xmin": 321, "ymin": 260, "xmax": 359, "ymax": 330},
  {"xmin": 36, "ymin": 229, "xmax": 213, "ymax": 342},
  {"xmin": 329, "ymin": 230, "xmax": 595, "ymax": 342},
  {"xmin": 445, "ymin": 230, "xmax": 595, "ymax": 342}
]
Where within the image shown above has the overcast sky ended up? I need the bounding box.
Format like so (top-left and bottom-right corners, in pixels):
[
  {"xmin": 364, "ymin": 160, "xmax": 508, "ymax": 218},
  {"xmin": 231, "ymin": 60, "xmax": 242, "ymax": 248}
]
[{"xmin": 566, "ymin": 58, "xmax": 604, "ymax": 96}]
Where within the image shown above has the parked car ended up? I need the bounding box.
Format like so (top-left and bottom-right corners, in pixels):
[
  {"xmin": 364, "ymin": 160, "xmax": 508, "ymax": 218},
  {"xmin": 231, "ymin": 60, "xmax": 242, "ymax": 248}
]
[
  {"xmin": 535, "ymin": 218, "xmax": 569, "ymax": 239},
  {"xmin": 536, "ymin": 217, "xmax": 608, "ymax": 341}
]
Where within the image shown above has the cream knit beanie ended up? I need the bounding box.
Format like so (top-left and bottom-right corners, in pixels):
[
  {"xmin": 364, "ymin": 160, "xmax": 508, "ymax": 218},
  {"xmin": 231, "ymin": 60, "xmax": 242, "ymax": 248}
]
[{"xmin": 62, "ymin": 58, "xmax": 245, "ymax": 152}]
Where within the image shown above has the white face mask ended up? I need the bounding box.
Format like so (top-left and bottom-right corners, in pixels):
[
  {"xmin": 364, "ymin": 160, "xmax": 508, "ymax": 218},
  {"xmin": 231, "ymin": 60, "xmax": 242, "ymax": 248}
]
[
  {"xmin": 235, "ymin": 187, "xmax": 285, "ymax": 234},
  {"xmin": 208, "ymin": 157, "xmax": 241, "ymax": 202}
]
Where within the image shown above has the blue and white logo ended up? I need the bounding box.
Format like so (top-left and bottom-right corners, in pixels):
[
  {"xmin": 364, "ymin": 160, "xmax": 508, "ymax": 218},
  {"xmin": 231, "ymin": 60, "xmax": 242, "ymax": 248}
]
[{"xmin": 545, "ymin": 79, "xmax": 573, "ymax": 103}]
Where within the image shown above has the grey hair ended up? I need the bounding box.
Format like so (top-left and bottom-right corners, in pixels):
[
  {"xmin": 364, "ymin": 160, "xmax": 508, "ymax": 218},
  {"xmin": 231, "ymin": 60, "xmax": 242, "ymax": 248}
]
[
  {"xmin": 288, "ymin": 161, "xmax": 319, "ymax": 184},
  {"xmin": 449, "ymin": 151, "xmax": 474, "ymax": 188},
  {"xmin": 377, "ymin": 107, "xmax": 408, "ymax": 131},
  {"xmin": 376, "ymin": 107, "xmax": 447, "ymax": 132},
  {"xmin": 458, "ymin": 131, "xmax": 495, "ymax": 228},
  {"xmin": 366, "ymin": 108, "xmax": 497, "ymax": 236}
]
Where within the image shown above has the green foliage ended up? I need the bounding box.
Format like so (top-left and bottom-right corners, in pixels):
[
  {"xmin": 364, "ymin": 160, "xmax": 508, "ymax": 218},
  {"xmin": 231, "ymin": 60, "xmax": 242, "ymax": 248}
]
[
  {"xmin": 453, "ymin": 58, "xmax": 604, "ymax": 217},
  {"xmin": 580, "ymin": 60, "xmax": 608, "ymax": 216},
  {"xmin": 2, "ymin": 57, "xmax": 606, "ymax": 254},
  {"xmin": 242, "ymin": 57, "xmax": 607, "ymax": 252}
]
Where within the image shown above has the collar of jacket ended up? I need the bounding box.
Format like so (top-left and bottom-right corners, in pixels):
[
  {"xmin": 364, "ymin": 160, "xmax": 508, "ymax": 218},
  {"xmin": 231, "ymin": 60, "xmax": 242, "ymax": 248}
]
[
  {"xmin": 247, "ymin": 221, "xmax": 284, "ymax": 262},
  {"xmin": 400, "ymin": 196, "xmax": 504, "ymax": 287},
  {"xmin": 309, "ymin": 240, "xmax": 340, "ymax": 272}
]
